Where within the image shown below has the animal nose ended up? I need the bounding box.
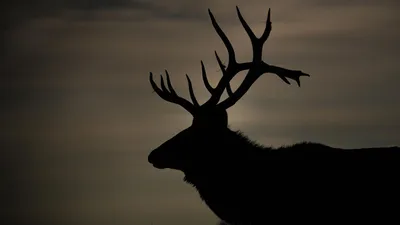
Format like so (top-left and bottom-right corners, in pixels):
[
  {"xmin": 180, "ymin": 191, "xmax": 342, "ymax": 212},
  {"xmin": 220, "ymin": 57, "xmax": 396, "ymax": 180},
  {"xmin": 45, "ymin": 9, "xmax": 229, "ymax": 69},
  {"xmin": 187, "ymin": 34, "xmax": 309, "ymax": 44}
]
[{"xmin": 148, "ymin": 151, "xmax": 154, "ymax": 164}]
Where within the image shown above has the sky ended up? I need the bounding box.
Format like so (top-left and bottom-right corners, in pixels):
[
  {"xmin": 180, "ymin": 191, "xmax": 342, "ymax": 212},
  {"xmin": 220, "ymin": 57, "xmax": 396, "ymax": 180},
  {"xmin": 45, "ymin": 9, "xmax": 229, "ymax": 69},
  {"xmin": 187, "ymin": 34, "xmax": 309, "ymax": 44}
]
[{"xmin": 2, "ymin": 0, "xmax": 400, "ymax": 224}]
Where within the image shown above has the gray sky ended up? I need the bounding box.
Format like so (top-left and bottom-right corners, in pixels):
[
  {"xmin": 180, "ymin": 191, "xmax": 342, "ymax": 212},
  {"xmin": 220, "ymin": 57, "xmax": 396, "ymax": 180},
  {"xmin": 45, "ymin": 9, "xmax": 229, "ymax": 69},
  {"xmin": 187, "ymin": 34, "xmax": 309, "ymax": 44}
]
[{"xmin": 3, "ymin": 0, "xmax": 400, "ymax": 224}]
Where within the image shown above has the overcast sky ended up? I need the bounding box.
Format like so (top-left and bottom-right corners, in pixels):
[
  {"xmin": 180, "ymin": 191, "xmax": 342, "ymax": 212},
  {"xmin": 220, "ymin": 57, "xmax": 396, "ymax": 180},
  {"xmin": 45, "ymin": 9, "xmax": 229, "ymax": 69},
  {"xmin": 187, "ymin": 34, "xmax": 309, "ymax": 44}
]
[{"xmin": 3, "ymin": 0, "xmax": 400, "ymax": 225}]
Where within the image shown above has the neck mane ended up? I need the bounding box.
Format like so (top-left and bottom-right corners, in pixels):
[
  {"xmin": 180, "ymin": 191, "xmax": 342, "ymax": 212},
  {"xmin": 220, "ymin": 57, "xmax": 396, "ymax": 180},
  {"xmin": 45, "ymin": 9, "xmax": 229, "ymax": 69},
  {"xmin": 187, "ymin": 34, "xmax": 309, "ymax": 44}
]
[{"xmin": 228, "ymin": 129, "xmax": 267, "ymax": 150}]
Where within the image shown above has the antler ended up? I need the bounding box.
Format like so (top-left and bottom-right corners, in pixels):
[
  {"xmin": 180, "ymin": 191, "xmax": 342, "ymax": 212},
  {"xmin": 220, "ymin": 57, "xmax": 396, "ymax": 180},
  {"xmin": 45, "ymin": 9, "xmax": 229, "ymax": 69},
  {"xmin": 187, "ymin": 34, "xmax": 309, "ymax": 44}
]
[
  {"xmin": 149, "ymin": 70, "xmax": 199, "ymax": 115},
  {"xmin": 202, "ymin": 6, "xmax": 310, "ymax": 109},
  {"xmin": 150, "ymin": 6, "xmax": 309, "ymax": 113}
]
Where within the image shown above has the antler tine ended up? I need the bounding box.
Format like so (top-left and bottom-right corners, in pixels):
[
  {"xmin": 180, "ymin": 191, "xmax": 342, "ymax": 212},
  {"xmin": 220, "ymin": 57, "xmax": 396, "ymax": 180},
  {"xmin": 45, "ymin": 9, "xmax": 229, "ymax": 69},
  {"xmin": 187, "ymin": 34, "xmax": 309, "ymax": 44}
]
[
  {"xmin": 236, "ymin": 6, "xmax": 264, "ymax": 61},
  {"xmin": 216, "ymin": 7, "xmax": 310, "ymax": 110},
  {"xmin": 149, "ymin": 71, "xmax": 197, "ymax": 115},
  {"xmin": 159, "ymin": 74, "xmax": 170, "ymax": 93},
  {"xmin": 268, "ymin": 65, "xmax": 310, "ymax": 87},
  {"xmin": 165, "ymin": 70, "xmax": 177, "ymax": 95},
  {"xmin": 236, "ymin": 6, "xmax": 257, "ymax": 43},
  {"xmin": 214, "ymin": 52, "xmax": 234, "ymax": 96},
  {"xmin": 260, "ymin": 8, "xmax": 272, "ymax": 42},
  {"xmin": 204, "ymin": 9, "xmax": 240, "ymax": 106},
  {"xmin": 207, "ymin": 9, "xmax": 237, "ymax": 67},
  {"xmin": 201, "ymin": 60, "xmax": 214, "ymax": 94},
  {"xmin": 186, "ymin": 74, "xmax": 200, "ymax": 107},
  {"xmin": 225, "ymin": 81, "xmax": 234, "ymax": 96},
  {"xmin": 201, "ymin": 60, "xmax": 234, "ymax": 98}
]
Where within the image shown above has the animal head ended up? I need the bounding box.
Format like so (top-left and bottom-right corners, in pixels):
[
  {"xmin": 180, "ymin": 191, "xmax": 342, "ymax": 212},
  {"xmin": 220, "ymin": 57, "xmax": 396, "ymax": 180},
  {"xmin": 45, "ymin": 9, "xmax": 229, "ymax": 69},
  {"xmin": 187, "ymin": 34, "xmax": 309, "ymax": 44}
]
[{"xmin": 148, "ymin": 6, "xmax": 309, "ymax": 172}]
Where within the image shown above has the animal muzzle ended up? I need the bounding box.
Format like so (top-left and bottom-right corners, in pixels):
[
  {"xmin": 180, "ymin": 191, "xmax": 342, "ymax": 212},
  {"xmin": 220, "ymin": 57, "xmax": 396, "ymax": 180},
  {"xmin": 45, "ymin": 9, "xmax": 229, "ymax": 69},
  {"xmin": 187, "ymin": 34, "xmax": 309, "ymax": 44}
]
[{"xmin": 147, "ymin": 151, "xmax": 165, "ymax": 169}]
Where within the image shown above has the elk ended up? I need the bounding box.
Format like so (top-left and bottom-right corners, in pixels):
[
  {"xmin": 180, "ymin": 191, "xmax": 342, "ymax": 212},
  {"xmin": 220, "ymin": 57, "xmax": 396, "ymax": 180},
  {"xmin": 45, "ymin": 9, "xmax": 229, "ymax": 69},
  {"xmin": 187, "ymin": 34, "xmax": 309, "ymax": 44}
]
[{"xmin": 147, "ymin": 6, "xmax": 400, "ymax": 225}]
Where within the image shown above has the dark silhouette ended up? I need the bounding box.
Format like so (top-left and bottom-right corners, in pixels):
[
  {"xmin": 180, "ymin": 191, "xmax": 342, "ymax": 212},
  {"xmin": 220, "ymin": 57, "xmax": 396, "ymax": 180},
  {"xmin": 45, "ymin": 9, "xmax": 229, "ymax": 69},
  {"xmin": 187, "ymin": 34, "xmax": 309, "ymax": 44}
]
[{"xmin": 148, "ymin": 6, "xmax": 400, "ymax": 225}]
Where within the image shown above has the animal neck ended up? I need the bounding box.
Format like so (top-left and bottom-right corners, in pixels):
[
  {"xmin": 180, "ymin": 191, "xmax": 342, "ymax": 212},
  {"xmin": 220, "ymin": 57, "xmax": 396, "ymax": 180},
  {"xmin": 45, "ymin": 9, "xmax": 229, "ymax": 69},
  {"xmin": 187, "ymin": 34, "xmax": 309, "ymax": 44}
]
[
  {"xmin": 223, "ymin": 129, "xmax": 267, "ymax": 151},
  {"xmin": 183, "ymin": 128, "xmax": 270, "ymax": 188}
]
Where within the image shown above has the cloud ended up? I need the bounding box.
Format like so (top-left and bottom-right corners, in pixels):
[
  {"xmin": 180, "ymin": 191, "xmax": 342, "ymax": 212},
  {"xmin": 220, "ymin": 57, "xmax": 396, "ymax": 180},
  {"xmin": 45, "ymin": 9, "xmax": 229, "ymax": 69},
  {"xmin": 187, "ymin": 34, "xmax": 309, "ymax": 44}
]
[{"xmin": 3, "ymin": 1, "xmax": 400, "ymax": 225}]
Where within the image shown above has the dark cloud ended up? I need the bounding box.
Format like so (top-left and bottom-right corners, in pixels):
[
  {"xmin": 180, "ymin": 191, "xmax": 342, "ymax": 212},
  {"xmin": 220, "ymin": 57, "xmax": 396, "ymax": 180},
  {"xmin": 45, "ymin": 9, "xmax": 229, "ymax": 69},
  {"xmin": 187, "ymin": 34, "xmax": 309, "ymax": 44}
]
[
  {"xmin": 2, "ymin": 1, "xmax": 144, "ymax": 31},
  {"xmin": 2, "ymin": 0, "xmax": 211, "ymax": 32},
  {"xmin": 308, "ymin": 0, "xmax": 400, "ymax": 7}
]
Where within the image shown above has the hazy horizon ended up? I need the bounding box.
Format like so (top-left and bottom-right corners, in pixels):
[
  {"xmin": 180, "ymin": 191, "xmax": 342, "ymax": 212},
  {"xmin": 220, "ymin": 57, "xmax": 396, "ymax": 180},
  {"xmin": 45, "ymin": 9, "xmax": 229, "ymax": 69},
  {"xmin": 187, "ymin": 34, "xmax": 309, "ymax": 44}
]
[{"xmin": 3, "ymin": 0, "xmax": 400, "ymax": 224}]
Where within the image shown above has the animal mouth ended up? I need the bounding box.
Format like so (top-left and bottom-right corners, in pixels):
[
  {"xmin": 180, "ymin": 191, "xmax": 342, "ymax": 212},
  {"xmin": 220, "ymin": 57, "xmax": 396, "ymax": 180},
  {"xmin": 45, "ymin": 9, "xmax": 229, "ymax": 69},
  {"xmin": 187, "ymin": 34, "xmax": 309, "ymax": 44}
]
[
  {"xmin": 152, "ymin": 163, "xmax": 166, "ymax": 169},
  {"xmin": 149, "ymin": 160, "xmax": 166, "ymax": 169},
  {"xmin": 148, "ymin": 153, "xmax": 165, "ymax": 169}
]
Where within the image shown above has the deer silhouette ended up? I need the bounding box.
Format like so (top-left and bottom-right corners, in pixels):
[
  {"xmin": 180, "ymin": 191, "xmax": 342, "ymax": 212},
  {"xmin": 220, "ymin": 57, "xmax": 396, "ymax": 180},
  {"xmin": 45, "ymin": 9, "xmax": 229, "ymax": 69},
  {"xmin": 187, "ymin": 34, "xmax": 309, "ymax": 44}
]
[{"xmin": 148, "ymin": 6, "xmax": 400, "ymax": 225}]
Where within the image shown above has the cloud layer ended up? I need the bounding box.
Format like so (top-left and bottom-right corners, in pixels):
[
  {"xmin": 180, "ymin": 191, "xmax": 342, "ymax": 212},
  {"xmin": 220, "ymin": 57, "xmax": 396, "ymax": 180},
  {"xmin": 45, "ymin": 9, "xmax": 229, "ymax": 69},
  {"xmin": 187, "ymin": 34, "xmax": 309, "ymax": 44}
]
[{"xmin": 3, "ymin": 1, "xmax": 400, "ymax": 225}]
